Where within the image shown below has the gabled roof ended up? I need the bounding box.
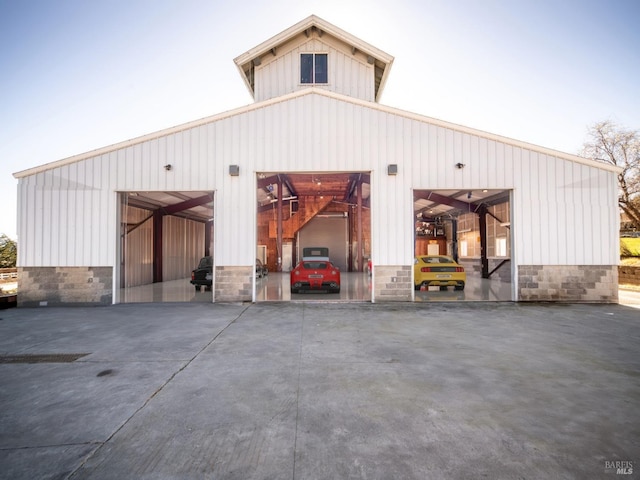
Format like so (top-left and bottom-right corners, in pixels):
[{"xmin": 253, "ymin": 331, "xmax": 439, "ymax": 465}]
[
  {"xmin": 233, "ymin": 15, "xmax": 394, "ymax": 102},
  {"xmin": 13, "ymin": 88, "xmax": 621, "ymax": 179}
]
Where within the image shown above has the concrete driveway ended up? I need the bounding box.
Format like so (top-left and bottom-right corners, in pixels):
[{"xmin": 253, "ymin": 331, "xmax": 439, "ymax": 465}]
[{"xmin": 0, "ymin": 302, "xmax": 638, "ymax": 479}]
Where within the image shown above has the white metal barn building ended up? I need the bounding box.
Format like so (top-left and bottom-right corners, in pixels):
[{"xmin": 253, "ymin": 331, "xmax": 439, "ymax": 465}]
[{"xmin": 13, "ymin": 15, "xmax": 620, "ymax": 306}]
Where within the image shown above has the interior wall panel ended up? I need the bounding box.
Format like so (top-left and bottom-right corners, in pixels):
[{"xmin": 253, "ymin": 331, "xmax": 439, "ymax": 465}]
[
  {"xmin": 124, "ymin": 206, "xmax": 153, "ymax": 288},
  {"xmin": 162, "ymin": 216, "xmax": 204, "ymax": 282}
]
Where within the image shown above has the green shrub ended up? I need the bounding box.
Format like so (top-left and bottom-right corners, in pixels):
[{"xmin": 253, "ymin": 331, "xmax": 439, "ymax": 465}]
[{"xmin": 0, "ymin": 234, "xmax": 17, "ymax": 268}]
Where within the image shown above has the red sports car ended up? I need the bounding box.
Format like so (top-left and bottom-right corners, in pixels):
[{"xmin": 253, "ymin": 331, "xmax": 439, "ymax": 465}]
[{"xmin": 290, "ymin": 247, "xmax": 341, "ymax": 294}]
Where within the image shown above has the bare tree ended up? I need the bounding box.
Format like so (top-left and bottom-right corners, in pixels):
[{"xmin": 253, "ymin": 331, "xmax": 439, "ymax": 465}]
[{"xmin": 582, "ymin": 120, "xmax": 640, "ymax": 231}]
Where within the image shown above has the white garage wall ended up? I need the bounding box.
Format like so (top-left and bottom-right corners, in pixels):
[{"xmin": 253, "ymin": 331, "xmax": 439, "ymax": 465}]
[
  {"xmin": 255, "ymin": 36, "xmax": 375, "ymax": 103},
  {"xmin": 17, "ymin": 166, "xmax": 114, "ymax": 267},
  {"xmin": 407, "ymin": 126, "xmax": 619, "ymax": 266},
  {"xmin": 15, "ymin": 88, "xmax": 619, "ymax": 272}
]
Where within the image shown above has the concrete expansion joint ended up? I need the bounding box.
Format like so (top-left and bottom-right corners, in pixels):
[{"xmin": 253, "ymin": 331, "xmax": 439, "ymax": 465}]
[
  {"xmin": 292, "ymin": 303, "xmax": 306, "ymax": 477},
  {"xmin": 0, "ymin": 440, "xmax": 103, "ymax": 452},
  {"xmin": 66, "ymin": 303, "xmax": 252, "ymax": 478}
]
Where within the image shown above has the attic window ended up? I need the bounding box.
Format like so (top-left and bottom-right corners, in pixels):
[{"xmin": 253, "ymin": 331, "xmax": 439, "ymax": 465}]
[{"xmin": 300, "ymin": 53, "xmax": 328, "ymax": 84}]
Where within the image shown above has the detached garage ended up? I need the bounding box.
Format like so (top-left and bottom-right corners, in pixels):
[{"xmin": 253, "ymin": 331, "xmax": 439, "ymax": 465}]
[{"xmin": 13, "ymin": 15, "xmax": 620, "ymax": 306}]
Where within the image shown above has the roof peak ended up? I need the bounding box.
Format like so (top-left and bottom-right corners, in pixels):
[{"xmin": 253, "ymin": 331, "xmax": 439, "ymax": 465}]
[{"xmin": 233, "ymin": 14, "xmax": 394, "ymax": 102}]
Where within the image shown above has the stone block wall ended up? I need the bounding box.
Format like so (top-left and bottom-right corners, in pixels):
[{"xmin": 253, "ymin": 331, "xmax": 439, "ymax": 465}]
[
  {"xmin": 373, "ymin": 266, "xmax": 412, "ymax": 302},
  {"xmin": 518, "ymin": 265, "xmax": 618, "ymax": 303},
  {"xmin": 18, "ymin": 267, "xmax": 113, "ymax": 307},
  {"xmin": 215, "ymin": 266, "xmax": 253, "ymax": 302},
  {"xmin": 618, "ymin": 265, "xmax": 640, "ymax": 286}
]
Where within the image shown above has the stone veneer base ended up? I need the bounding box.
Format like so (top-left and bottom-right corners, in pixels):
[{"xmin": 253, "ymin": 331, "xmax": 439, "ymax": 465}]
[
  {"xmin": 15, "ymin": 264, "xmax": 620, "ymax": 306},
  {"xmin": 215, "ymin": 266, "xmax": 253, "ymax": 302},
  {"xmin": 373, "ymin": 266, "xmax": 412, "ymax": 302},
  {"xmin": 518, "ymin": 265, "xmax": 618, "ymax": 303},
  {"xmin": 18, "ymin": 267, "xmax": 113, "ymax": 307}
]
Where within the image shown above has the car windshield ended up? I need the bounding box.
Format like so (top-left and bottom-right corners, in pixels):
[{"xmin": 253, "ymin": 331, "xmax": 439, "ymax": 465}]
[
  {"xmin": 303, "ymin": 247, "xmax": 329, "ymax": 257},
  {"xmin": 422, "ymin": 257, "xmax": 454, "ymax": 264},
  {"xmin": 302, "ymin": 262, "xmax": 328, "ymax": 269},
  {"xmin": 198, "ymin": 257, "xmax": 213, "ymax": 268}
]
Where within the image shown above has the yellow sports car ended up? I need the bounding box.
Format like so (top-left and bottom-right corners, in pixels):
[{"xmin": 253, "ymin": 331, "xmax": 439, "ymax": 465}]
[{"xmin": 414, "ymin": 255, "xmax": 466, "ymax": 291}]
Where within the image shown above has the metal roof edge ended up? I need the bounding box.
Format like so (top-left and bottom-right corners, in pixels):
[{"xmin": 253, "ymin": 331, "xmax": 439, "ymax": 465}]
[
  {"xmin": 233, "ymin": 15, "xmax": 394, "ymax": 100},
  {"xmin": 13, "ymin": 90, "xmax": 311, "ymax": 179},
  {"xmin": 14, "ymin": 88, "xmax": 621, "ymax": 178},
  {"xmin": 314, "ymin": 89, "xmax": 621, "ymax": 174},
  {"xmin": 234, "ymin": 15, "xmax": 393, "ymax": 67}
]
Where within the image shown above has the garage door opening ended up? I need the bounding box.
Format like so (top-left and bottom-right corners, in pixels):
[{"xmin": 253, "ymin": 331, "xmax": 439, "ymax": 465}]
[
  {"xmin": 116, "ymin": 191, "xmax": 214, "ymax": 303},
  {"xmin": 255, "ymin": 172, "xmax": 372, "ymax": 302},
  {"xmin": 413, "ymin": 189, "xmax": 514, "ymax": 302}
]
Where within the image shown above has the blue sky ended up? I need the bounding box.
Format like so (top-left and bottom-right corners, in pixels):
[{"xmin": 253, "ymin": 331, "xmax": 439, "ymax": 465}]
[{"xmin": 1, "ymin": 0, "xmax": 638, "ymax": 240}]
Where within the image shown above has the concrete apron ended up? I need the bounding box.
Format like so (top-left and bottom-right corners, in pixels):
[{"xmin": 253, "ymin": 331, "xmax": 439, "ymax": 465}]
[{"xmin": 0, "ymin": 302, "xmax": 638, "ymax": 479}]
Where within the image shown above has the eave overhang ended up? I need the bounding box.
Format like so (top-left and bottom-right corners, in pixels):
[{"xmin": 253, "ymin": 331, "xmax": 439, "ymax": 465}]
[{"xmin": 233, "ymin": 14, "xmax": 394, "ymax": 103}]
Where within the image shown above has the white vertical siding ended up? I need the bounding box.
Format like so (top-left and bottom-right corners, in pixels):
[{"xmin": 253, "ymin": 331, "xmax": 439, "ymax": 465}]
[
  {"xmin": 18, "ymin": 163, "xmax": 112, "ymax": 267},
  {"xmin": 16, "ymin": 90, "xmax": 619, "ymax": 275},
  {"xmin": 17, "ymin": 126, "xmax": 223, "ymax": 268},
  {"xmin": 255, "ymin": 37, "xmax": 375, "ymax": 103},
  {"xmin": 509, "ymin": 150, "xmax": 618, "ymax": 266}
]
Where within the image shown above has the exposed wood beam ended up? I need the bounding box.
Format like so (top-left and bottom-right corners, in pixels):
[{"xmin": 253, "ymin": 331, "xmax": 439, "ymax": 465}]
[
  {"xmin": 162, "ymin": 194, "xmax": 212, "ymax": 215},
  {"xmin": 357, "ymin": 180, "xmax": 363, "ymax": 272},
  {"xmin": 205, "ymin": 220, "xmax": 213, "ymax": 257},
  {"xmin": 414, "ymin": 191, "xmax": 481, "ymax": 213},
  {"xmin": 279, "ymin": 174, "xmax": 297, "ymax": 198},
  {"xmin": 487, "ymin": 211, "xmax": 507, "ymax": 226},
  {"xmin": 153, "ymin": 211, "xmax": 163, "ymax": 283},
  {"xmin": 257, "ymin": 199, "xmax": 294, "ymax": 214},
  {"xmin": 479, "ymin": 205, "xmax": 489, "ymax": 278},
  {"xmin": 451, "ymin": 219, "xmax": 459, "ymax": 262},
  {"xmin": 257, "ymin": 175, "xmax": 278, "ymax": 189},
  {"xmin": 345, "ymin": 174, "xmax": 358, "ymax": 200},
  {"xmin": 277, "ymin": 176, "xmax": 283, "ymax": 272},
  {"xmin": 344, "ymin": 173, "xmax": 370, "ymax": 202},
  {"xmin": 126, "ymin": 212, "xmax": 154, "ymax": 235},
  {"xmin": 482, "ymin": 191, "xmax": 510, "ymax": 206},
  {"xmin": 489, "ymin": 259, "xmax": 510, "ymax": 277}
]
